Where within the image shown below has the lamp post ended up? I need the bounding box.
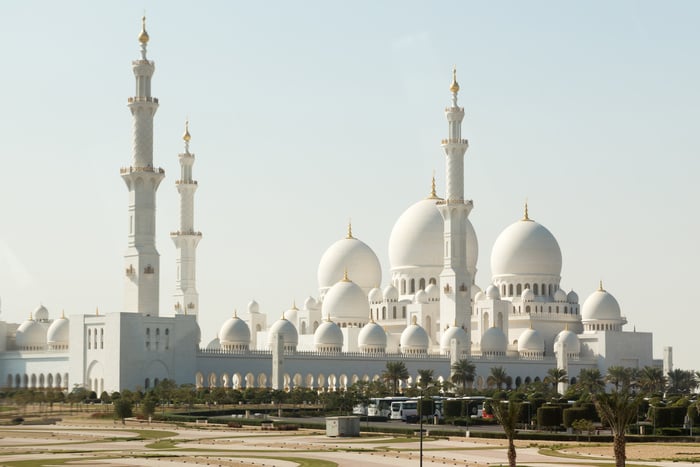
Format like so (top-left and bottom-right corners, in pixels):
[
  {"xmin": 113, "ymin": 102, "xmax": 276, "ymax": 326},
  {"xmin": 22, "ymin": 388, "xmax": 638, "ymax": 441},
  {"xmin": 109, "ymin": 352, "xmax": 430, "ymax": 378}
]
[{"xmin": 419, "ymin": 384, "xmax": 432, "ymax": 467}]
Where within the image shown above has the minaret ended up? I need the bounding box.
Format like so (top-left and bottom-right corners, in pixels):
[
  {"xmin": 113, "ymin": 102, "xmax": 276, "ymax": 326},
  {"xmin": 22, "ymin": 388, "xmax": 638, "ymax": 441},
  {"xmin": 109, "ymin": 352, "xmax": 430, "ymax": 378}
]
[
  {"xmin": 438, "ymin": 68, "xmax": 473, "ymax": 348},
  {"xmin": 171, "ymin": 121, "xmax": 202, "ymax": 317},
  {"xmin": 121, "ymin": 17, "xmax": 165, "ymax": 316}
]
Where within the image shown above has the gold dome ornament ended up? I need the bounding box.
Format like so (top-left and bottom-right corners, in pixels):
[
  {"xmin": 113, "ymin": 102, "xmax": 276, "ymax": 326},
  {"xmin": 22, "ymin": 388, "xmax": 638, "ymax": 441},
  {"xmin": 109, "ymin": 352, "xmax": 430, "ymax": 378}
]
[
  {"xmin": 450, "ymin": 66, "xmax": 460, "ymax": 93},
  {"xmin": 183, "ymin": 120, "xmax": 191, "ymax": 142},
  {"xmin": 138, "ymin": 16, "xmax": 149, "ymax": 44}
]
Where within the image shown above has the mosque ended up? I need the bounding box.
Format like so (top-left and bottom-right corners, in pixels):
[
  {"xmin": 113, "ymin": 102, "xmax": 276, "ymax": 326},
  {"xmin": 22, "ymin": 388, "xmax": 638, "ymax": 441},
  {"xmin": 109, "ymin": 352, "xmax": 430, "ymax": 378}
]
[{"xmin": 0, "ymin": 20, "xmax": 669, "ymax": 395}]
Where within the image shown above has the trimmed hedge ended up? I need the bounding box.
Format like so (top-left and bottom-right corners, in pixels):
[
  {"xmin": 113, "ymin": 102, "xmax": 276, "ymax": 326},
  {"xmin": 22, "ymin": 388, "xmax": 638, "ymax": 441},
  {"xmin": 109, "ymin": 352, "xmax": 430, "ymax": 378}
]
[{"xmin": 537, "ymin": 405, "xmax": 563, "ymax": 429}]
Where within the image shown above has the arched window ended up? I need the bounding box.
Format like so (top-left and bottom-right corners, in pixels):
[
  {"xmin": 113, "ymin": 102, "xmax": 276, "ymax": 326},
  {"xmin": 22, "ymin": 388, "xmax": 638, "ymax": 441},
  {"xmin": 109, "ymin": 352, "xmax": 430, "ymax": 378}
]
[
  {"xmin": 145, "ymin": 378, "xmax": 150, "ymax": 389},
  {"xmin": 502, "ymin": 285, "xmax": 506, "ymax": 296},
  {"xmin": 401, "ymin": 279, "xmax": 406, "ymax": 294},
  {"xmin": 556, "ymin": 306, "xmax": 559, "ymax": 313},
  {"xmin": 542, "ymin": 284, "xmax": 546, "ymax": 296},
  {"xmin": 100, "ymin": 328, "xmax": 104, "ymax": 349},
  {"xmin": 526, "ymin": 305, "xmax": 531, "ymax": 313},
  {"xmin": 392, "ymin": 306, "xmax": 396, "ymax": 319},
  {"xmin": 87, "ymin": 329, "xmax": 92, "ymax": 350},
  {"xmin": 429, "ymin": 277, "xmax": 437, "ymax": 285},
  {"xmin": 508, "ymin": 284, "xmax": 514, "ymax": 296},
  {"xmin": 419, "ymin": 278, "xmax": 426, "ymax": 290},
  {"xmin": 516, "ymin": 284, "xmax": 522, "ymax": 295},
  {"xmin": 564, "ymin": 306, "xmax": 568, "ymax": 314},
  {"xmin": 409, "ymin": 279, "xmax": 415, "ymax": 293},
  {"xmin": 165, "ymin": 328, "xmax": 170, "ymax": 350},
  {"xmin": 402, "ymin": 306, "xmax": 406, "ymax": 318},
  {"xmin": 533, "ymin": 284, "xmax": 539, "ymax": 295},
  {"xmin": 146, "ymin": 328, "xmax": 150, "ymax": 350},
  {"xmin": 382, "ymin": 306, "xmax": 386, "ymax": 320}
]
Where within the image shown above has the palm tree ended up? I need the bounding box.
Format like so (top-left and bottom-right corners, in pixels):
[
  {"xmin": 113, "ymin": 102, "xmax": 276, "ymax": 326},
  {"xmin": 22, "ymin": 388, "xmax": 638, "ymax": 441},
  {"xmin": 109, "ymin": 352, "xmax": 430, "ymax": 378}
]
[
  {"xmin": 667, "ymin": 369, "xmax": 698, "ymax": 394},
  {"xmin": 544, "ymin": 368, "xmax": 568, "ymax": 393},
  {"xmin": 578, "ymin": 368, "xmax": 605, "ymax": 394},
  {"xmin": 606, "ymin": 366, "xmax": 631, "ymax": 391},
  {"xmin": 593, "ymin": 388, "xmax": 644, "ymax": 467},
  {"xmin": 450, "ymin": 359, "xmax": 476, "ymax": 392},
  {"xmin": 416, "ymin": 369, "xmax": 434, "ymax": 390},
  {"xmin": 487, "ymin": 366, "xmax": 509, "ymax": 390},
  {"xmin": 491, "ymin": 398, "xmax": 521, "ymax": 467},
  {"xmin": 638, "ymin": 366, "xmax": 665, "ymax": 394},
  {"xmin": 382, "ymin": 361, "xmax": 409, "ymax": 395}
]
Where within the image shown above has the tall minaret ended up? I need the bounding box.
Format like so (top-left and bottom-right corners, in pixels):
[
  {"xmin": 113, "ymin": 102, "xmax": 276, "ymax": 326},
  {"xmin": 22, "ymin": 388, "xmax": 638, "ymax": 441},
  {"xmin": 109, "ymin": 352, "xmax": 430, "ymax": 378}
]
[
  {"xmin": 121, "ymin": 17, "xmax": 165, "ymax": 316},
  {"xmin": 171, "ymin": 121, "xmax": 202, "ymax": 317},
  {"xmin": 438, "ymin": 68, "xmax": 474, "ymax": 347}
]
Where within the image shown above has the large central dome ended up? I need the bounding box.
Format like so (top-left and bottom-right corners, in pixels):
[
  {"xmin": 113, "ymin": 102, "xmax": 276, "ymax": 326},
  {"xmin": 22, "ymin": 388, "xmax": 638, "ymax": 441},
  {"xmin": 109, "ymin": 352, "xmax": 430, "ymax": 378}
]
[
  {"xmin": 490, "ymin": 212, "xmax": 562, "ymax": 279},
  {"xmin": 317, "ymin": 228, "xmax": 381, "ymax": 295},
  {"xmin": 389, "ymin": 196, "xmax": 478, "ymax": 274}
]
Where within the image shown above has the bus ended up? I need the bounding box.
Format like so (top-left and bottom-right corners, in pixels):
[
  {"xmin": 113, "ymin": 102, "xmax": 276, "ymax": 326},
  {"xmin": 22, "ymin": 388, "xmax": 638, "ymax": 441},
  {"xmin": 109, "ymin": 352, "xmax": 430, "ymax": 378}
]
[
  {"xmin": 390, "ymin": 399, "xmax": 418, "ymax": 421},
  {"xmin": 367, "ymin": 396, "xmax": 408, "ymax": 419}
]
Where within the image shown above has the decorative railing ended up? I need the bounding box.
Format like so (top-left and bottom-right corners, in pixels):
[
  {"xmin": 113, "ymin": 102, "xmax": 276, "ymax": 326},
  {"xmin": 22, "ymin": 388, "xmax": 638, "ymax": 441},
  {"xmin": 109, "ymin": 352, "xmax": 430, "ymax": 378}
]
[{"xmin": 120, "ymin": 166, "xmax": 165, "ymax": 175}]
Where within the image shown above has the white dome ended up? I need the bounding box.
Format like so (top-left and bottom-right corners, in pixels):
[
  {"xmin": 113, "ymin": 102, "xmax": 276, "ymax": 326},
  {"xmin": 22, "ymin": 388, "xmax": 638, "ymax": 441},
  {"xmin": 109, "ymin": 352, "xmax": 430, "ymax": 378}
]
[
  {"xmin": 303, "ymin": 296, "xmax": 319, "ymax": 310},
  {"xmin": 16, "ymin": 318, "xmax": 46, "ymax": 349},
  {"xmin": 474, "ymin": 290, "xmax": 485, "ymax": 302},
  {"xmin": 248, "ymin": 300, "xmax": 260, "ymax": 314},
  {"xmin": 581, "ymin": 286, "xmax": 621, "ymax": 321},
  {"xmin": 491, "ymin": 216, "xmax": 562, "ymax": 278},
  {"xmin": 218, "ymin": 313, "xmax": 251, "ymax": 349},
  {"xmin": 314, "ymin": 319, "xmax": 343, "ymax": 351},
  {"xmin": 46, "ymin": 316, "xmax": 69, "ymax": 347},
  {"xmin": 567, "ymin": 290, "xmax": 579, "ymax": 304},
  {"xmin": 517, "ymin": 327, "xmax": 544, "ymax": 353},
  {"xmin": 389, "ymin": 197, "xmax": 478, "ymax": 275},
  {"xmin": 486, "ymin": 284, "xmax": 501, "ymax": 300},
  {"xmin": 268, "ymin": 317, "xmax": 298, "ymax": 351},
  {"xmin": 323, "ymin": 277, "xmax": 370, "ymax": 324},
  {"xmin": 317, "ymin": 234, "xmax": 381, "ymax": 294},
  {"xmin": 34, "ymin": 305, "xmax": 49, "ymax": 322},
  {"xmin": 358, "ymin": 321, "xmax": 387, "ymax": 352},
  {"xmin": 414, "ymin": 289, "xmax": 428, "ymax": 304},
  {"xmin": 425, "ymin": 283, "xmax": 439, "ymax": 300},
  {"xmin": 480, "ymin": 327, "xmax": 507, "ymax": 355},
  {"xmin": 400, "ymin": 322, "xmax": 429, "ymax": 354},
  {"xmin": 521, "ymin": 288, "xmax": 535, "ymax": 302},
  {"xmin": 554, "ymin": 288, "xmax": 568, "ymax": 302},
  {"xmin": 284, "ymin": 303, "xmax": 299, "ymax": 322},
  {"xmin": 206, "ymin": 338, "xmax": 221, "ymax": 350},
  {"xmin": 554, "ymin": 328, "xmax": 580, "ymax": 355},
  {"xmin": 368, "ymin": 287, "xmax": 383, "ymax": 304},
  {"xmin": 383, "ymin": 284, "xmax": 398, "ymax": 301},
  {"xmin": 471, "ymin": 284, "xmax": 482, "ymax": 299},
  {"xmin": 440, "ymin": 325, "xmax": 469, "ymax": 353}
]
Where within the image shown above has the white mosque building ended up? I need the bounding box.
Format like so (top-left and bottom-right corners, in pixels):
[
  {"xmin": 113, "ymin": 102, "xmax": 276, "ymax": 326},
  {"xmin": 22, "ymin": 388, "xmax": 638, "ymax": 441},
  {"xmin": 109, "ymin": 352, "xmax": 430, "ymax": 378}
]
[{"xmin": 0, "ymin": 20, "xmax": 669, "ymax": 395}]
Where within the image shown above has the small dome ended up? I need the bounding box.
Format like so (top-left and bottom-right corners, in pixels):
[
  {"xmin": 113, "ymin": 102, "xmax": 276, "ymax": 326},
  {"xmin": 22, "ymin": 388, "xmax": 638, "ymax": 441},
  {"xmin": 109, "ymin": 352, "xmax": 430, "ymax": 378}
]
[
  {"xmin": 268, "ymin": 317, "xmax": 298, "ymax": 351},
  {"xmin": 425, "ymin": 283, "xmax": 439, "ymax": 300},
  {"xmin": 517, "ymin": 327, "xmax": 544, "ymax": 354},
  {"xmin": 383, "ymin": 284, "xmax": 399, "ymax": 301},
  {"xmin": 521, "ymin": 288, "xmax": 535, "ymax": 302},
  {"xmin": 474, "ymin": 290, "xmax": 486, "ymax": 302},
  {"xmin": 314, "ymin": 319, "xmax": 343, "ymax": 351},
  {"xmin": 554, "ymin": 288, "xmax": 568, "ymax": 302},
  {"xmin": 322, "ymin": 276, "xmax": 370, "ymax": 325},
  {"xmin": 440, "ymin": 325, "xmax": 468, "ymax": 353},
  {"xmin": 248, "ymin": 300, "xmax": 260, "ymax": 314},
  {"xmin": 491, "ymin": 214, "xmax": 562, "ymax": 279},
  {"xmin": 303, "ymin": 296, "xmax": 319, "ymax": 310},
  {"xmin": 206, "ymin": 338, "xmax": 221, "ymax": 350},
  {"xmin": 414, "ymin": 289, "xmax": 428, "ymax": 304},
  {"xmin": 16, "ymin": 318, "xmax": 46, "ymax": 350},
  {"xmin": 284, "ymin": 302, "xmax": 299, "ymax": 322},
  {"xmin": 471, "ymin": 284, "xmax": 483, "ymax": 299},
  {"xmin": 358, "ymin": 321, "xmax": 387, "ymax": 352},
  {"xmin": 368, "ymin": 287, "xmax": 383, "ymax": 304},
  {"xmin": 554, "ymin": 328, "xmax": 580, "ymax": 355},
  {"xmin": 34, "ymin": 305, "xmax": 49, "ymax": 322},
  {"xmin": 582, "ymin": 285, "xmax": 622, "ymax": 322},
  {"xmin": 567, "ymin": 290, "xmax": 579, "ymax": 304},
  {"xmin": 486, "ymin": 284, "xmax": 501, "ymax": 300},
  {"xmin": 218, "ymin": 312, "xmax": 251, "ymax": 350},
  {"xmin": 480, "ymin": 327, "xmax": 507, "ymax": 355},
  {"xmin": 400, "ymin": 321, "xmax": 429, "ymax": 354},
  {"xmin": 46, "ymin": 315, "xmax": 69, "ymax": 348},
  {"xmin": 317, "ymin": 232, "xmax": 382, "ymax": 294}
]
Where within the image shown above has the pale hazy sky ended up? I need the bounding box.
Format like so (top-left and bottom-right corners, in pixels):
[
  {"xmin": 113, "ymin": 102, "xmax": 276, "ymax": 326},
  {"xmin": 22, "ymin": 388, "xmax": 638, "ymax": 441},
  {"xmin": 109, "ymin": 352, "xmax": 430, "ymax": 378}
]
[{"xmin": 0, "ymin": 1, "xmax": 697, "ymax": 370}]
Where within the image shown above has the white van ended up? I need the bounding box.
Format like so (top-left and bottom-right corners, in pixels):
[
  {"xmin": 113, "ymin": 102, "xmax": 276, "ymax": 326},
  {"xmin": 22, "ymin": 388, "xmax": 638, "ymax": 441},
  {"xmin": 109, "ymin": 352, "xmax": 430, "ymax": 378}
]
[{"xmin": 390, "ymin": 400, "xmax": 418, "ymax": 421}]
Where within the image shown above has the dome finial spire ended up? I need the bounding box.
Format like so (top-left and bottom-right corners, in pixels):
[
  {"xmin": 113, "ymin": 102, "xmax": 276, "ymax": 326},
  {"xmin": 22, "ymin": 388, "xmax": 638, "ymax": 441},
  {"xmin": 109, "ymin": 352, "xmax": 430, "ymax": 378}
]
[
  {"xmin": 342, "ymin": 267, "xmax": 350, "ymax": 282},
  {"xmin": 233, "ymin": 309, "xmax": 237, "ymax": 318},
  {"xmin": 138, "ymin": 15, "xmax": 149, "ymax": 59},
  {"xmin": 427, "ymin": 171, "xmax": 438, "ymax": 199},
  {"xmin": 183, "ymin": 119, "xmax": 191, "ymax": 151},
  {"xmin": 523, "ymin": 199, "xmax": 531, "ymax": 221},
  {"xmin": 346, "ymin": 219, "xmax": 353, "ymax": 239},
  {"xmin": 598, "ymin": 280, "xmax": 604, "ymax": 292},
  {"xmin": 450, "ymin": 66, "xmax": 460, "ymax": 93}
]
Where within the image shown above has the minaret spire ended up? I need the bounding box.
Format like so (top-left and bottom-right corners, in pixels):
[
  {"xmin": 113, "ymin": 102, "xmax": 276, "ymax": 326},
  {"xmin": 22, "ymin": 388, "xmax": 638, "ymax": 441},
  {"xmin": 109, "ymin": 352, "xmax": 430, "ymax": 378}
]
[
  {"xmin": 121, "ymin": 17, "xmax": 164, "ymax": 316},
  {"xmin": 171, "ymin": 120, "xmax": 202, "ymax": 317},
  {"xmin": 438, "ymin": 67, "xmax": 473, "ymax": 350}
]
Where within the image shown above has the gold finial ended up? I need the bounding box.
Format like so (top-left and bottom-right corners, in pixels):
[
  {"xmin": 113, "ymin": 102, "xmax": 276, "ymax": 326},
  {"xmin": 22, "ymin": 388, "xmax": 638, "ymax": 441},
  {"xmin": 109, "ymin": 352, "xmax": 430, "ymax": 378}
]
[
  {"xmin": 522, "ymin": 200, "xmax": 531, "ymax": 221},
  {"xmin": 326, "ymin": 313, "xmax": 331, "ymax": 322},
  {"xmin": 346, "ymin": 219, "xmax": 353, "ymax": 239},
  {"xmin": 281, "ymin": 310, "xmax": 287, "ymax": 320},
  {"xmin": 411, "ymin": 315, "xmax": 418, "ymax": 325},
  {"xmin": 565, "ymin": 323, "xmax": 569, "ymax": 331},
  {"xmin": 95, "ymin": 307, "xmax": 99, "ymax": 316},
  {"xmin": 183, "ymin": 120, "xmax": 191, "ymax": 142},
  {"xmin": 138, "ymin": 16, "xmax": 150, "ymax": 44},
  {"xmin": 291, "ymin": 300, "xmax": 298, "ymax": 310},
  {"xmin": 233, "ymin": 309, "xmax": 238, "ymax": 318},
  {"xmin": 61, "ymin": 309, "xmax": 65, "ymax": 319},
  {"xmin": 29, "ymin": 312, "xmax": 33, "ymax": 321},
  {"xmin": 342, "ymin": 268, "xmax": 350, "ymax": 282},
  {"xmin": 450, "ymin": 66, "xmax": 460, "ymax": 93},
  {"xmin": 598, "ymin": 280, "xmax": 605, "ymax": 292},
  {"xmin": 369, "ymin": 311, "xmax": 374, "ymax": 323},
  {"xmin": 427, "ymin": 172, "xmax": 439, "ymax": 199}
]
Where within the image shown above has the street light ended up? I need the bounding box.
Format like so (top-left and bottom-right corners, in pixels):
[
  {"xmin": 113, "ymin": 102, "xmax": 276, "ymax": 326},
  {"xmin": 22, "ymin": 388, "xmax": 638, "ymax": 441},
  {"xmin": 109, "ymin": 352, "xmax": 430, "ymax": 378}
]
[{"xmin": 419, "ymin": 385, "xmax": 432, "ymax": 467}]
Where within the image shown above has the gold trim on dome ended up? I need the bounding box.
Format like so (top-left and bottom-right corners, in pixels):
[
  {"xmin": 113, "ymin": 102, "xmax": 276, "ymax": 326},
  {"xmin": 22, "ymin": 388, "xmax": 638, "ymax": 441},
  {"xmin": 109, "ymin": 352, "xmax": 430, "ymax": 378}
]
[
  {"xmin": 138, "ymin": 16, "xmax": 149, "ymax": 44},
  {"xmin": 450, "ymin": 66, "xmax": 460, "ymax": 93}
]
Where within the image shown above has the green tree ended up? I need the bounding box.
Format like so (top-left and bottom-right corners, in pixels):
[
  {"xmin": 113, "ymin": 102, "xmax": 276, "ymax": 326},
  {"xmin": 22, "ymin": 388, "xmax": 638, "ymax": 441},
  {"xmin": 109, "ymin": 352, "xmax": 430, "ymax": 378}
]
[
  {"xmin": 416, "ymin": 369, "xmax": 434, "ymax": 390},
  {"xmin": 450, "ymin": 359, "xmax": 476, "ymax": 393},
  {"xmin": 667, "ymin": 369, "xmax": 698, "ymax": 394},
  {"xmin": 141, "ymin": 393, "xmax": 157, "ymax": 419},
  {"xmin": 638, "ymin": 366, "xmax": 665, "ymax": 394},
  {"xmin": 577, "ymin": 368, "xmax": 605, "ymax": 394},
  {"xmin": 606, "ymin": 366, "xmax": 631, "ymax": 391},
  {"xmin": 544, "ymin": 368, "xmax": 568, "ymax": 393},
  {"xmin": 113, "ymin": 398, "xmax": 133, "ymax": 424},
  {"xmin": 487, "ymin": 366, "xmax": 509, "ymax": 390},
  {"xmin": 593, "ymin": 388, "xmax": 643, "ymax": 467},
  {"xmin": 491, "ymin": 398, "xmax": 521, "ymax": 467},
  {"xmin": 382, "ymin": 361, "xmax": 409, "ymax": 395}
]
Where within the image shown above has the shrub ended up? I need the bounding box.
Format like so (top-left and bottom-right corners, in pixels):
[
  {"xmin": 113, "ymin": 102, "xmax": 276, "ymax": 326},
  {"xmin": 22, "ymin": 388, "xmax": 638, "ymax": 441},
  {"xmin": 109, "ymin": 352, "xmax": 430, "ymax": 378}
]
[
  {"xmin": 537, "ymin": 405, "xmax": 563, "ymax": 430},
  {"xmin": 562, "ymin": 408, "xmax": 588, "ymax": 428}
]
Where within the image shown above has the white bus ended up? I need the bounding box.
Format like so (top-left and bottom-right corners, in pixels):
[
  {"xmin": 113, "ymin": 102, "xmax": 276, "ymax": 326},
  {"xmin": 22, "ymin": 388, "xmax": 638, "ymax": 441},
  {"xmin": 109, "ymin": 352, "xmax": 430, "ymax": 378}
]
[
  {"xmin": 367, "ymin": 396, "xmax": 408, "ymax": 418},
  {"xmin": 390, "ymin": 400, "xmax": 418, "ymax": 421}
]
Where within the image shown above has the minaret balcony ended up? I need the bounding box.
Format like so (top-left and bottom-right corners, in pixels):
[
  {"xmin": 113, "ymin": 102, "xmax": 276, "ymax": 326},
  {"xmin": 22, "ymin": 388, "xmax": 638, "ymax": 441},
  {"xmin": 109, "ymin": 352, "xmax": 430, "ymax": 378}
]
[
  {"xmin": 170, "ymin": 230, "xmax": 203, "ymax": 237},
  {"xmin": 440, "ymin": 138, "xmax": 468, "ymax": 145},
  {"xmin": 128, "ymin": 96, "xmax": 159, "ymax": 104},
  {"xmin": 120, "ymin": 166, "xmax": 165, "ymax": 175},
  {"xmin": 175, "ymin": 180, "xmax": 198, "ymax": 185}
]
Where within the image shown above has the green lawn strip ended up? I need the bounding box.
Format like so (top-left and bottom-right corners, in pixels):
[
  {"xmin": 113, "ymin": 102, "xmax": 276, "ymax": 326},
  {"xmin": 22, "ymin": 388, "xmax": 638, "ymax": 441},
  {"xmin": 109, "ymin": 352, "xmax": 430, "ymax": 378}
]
[
  {"xmin": 237, "ymin": 456, "xmax": 337, "ymax": 467},
  {"xmin": 0, "ymin": 456, "xmax": 112, "ymax": 467},
  {"xmin": 145, "ymin": 439, "xmax": 181, "ymax": 449}
]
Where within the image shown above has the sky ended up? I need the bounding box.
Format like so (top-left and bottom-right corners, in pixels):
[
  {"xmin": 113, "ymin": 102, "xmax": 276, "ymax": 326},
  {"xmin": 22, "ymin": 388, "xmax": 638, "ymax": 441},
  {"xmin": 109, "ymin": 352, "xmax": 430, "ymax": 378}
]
[{"xmin": 0, "ymin": 1, "xmax": 698, "ymax": 371}]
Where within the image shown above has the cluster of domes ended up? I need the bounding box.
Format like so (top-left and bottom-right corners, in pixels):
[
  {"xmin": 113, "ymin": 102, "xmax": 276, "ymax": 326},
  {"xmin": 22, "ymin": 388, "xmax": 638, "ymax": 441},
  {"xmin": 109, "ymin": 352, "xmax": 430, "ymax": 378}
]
[
  {"xmin": 317, "ymin": 226, "xmax": 381, "ymax": 296},
  {"xmin": 15, "ymin": 306, "xmax": 69, "ymax": 351}
]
